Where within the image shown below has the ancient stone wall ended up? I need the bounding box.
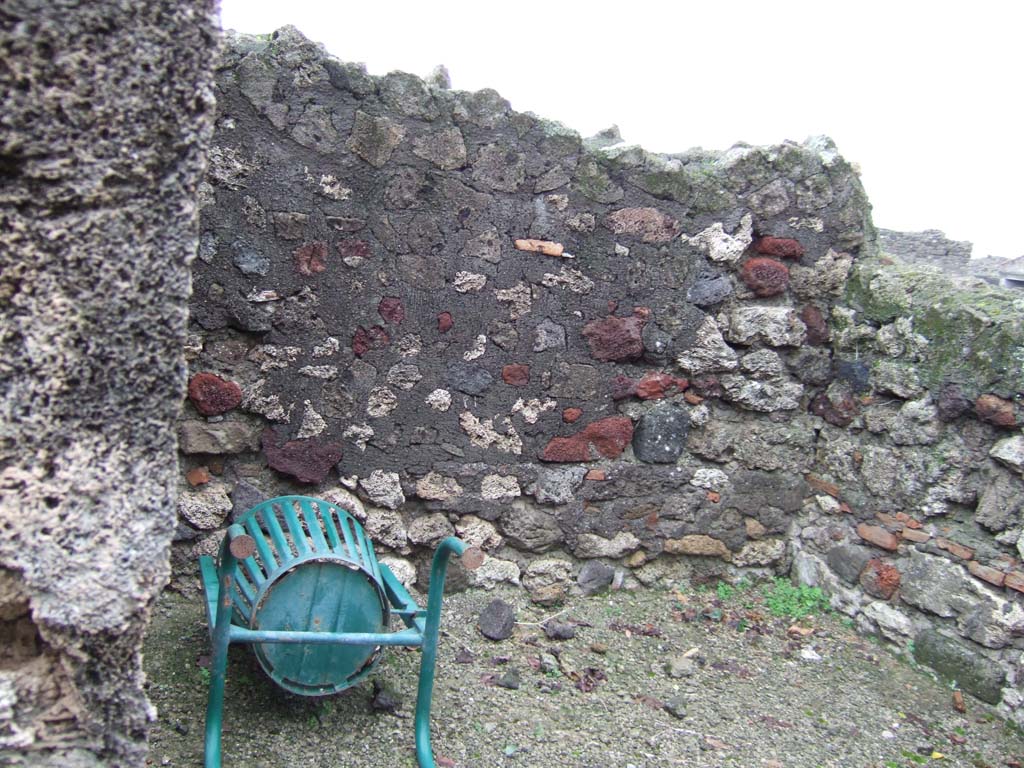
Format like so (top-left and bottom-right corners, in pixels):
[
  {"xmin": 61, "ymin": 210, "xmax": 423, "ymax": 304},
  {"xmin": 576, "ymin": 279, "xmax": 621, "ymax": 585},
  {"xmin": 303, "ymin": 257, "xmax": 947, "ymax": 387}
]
[
  {"xmin": 181, "ymin": 28, "xmax": 1023, "ymax": 724},
  {"xmin": 878, "ymin": 228, "xmax": 973, "ymax": 273},
  {"xmin": 0, "ymin": 2, "xmax": 217, "ymax": 764}
]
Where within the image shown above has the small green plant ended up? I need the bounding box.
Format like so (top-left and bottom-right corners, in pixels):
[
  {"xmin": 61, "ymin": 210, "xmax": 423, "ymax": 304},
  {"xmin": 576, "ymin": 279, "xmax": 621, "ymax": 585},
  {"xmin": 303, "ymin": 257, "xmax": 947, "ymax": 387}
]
[
  {"xmin": 716, "ymin": 582, "xmax": 735, "ymax": 601},
  {"xmin": 762, "ymin": 578, "xmax": 831, "ymax": 619},
  {"xmin": 901, "ymin": 749, "xmax": 928, "ymax": 764},
  {"xmin": 197, "ymin": 667, "xmax": 211, "ymax": 686}
]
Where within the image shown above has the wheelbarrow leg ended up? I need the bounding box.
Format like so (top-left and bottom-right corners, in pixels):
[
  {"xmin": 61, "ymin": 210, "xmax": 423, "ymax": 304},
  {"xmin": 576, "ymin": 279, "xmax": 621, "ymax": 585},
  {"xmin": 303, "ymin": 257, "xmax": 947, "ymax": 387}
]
[
  {"xmin": 414, "ymin": 537, "xmax": 468, "ymax": 768},
  {"xmin": 204, "ymin": 568, "xmax": 236, "ymax": 768}
]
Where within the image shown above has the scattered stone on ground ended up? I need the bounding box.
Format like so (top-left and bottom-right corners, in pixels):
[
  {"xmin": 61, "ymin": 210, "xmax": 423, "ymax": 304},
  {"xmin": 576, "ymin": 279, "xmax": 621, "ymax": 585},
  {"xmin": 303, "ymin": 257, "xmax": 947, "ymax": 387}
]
[{"xmin": 145, "ymin": 584, "xmax": 1024, "ymax": 768}]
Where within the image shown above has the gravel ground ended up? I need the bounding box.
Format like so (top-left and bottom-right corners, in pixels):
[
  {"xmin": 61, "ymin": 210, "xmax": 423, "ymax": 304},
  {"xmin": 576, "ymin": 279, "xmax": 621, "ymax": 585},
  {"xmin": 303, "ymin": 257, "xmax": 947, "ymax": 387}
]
[{"xmin": 144, "ymin": 580, "xmax": 1024, "ymax": 768}]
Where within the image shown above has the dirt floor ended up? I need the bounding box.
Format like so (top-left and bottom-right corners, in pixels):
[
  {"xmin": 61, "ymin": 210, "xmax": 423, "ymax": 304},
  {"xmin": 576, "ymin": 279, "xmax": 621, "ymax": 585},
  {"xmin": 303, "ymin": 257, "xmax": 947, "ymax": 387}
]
[{"xmin": 143, "ymin": 579, "xmax": 1024, "ymax": 768}]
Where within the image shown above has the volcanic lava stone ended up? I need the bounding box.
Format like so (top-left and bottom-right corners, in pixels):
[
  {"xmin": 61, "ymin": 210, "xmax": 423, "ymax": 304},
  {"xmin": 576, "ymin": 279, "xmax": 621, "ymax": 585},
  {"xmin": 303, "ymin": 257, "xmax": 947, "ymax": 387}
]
[
  {"xmin": 478, "ymin": 598, "xmax": 516, "ymax": 641},
  {"xmin": 632, "ymin": 404, "xmax": 688, "ymax": 464}
]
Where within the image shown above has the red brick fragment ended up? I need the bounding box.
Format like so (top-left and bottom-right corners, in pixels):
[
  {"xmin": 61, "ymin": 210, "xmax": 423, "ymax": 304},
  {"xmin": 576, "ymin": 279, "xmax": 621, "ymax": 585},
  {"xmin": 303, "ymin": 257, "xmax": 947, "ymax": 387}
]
[
  {"xmin": 636, "ymin": 372, "xmax": 687, "ymax": 399},
  {"xmin": 540, "ymin": 436, "xmax": 592, "ymax": 463},
  {"xmin": 1005, "ymin": 571, "xmax": 1024, "ymax": 594},
  {"xmin": 186, "ymin": 466, "xmax": 211, "ymax": 486},
  {"xmin": 501, "ymin": 364, "xmax": 530, "ymax": 387},
  {"xmin": 895, "ymin": 512, "xmax": 922, "ymax": 529},
  {"xmin": 378, "ymin": 296, "xmax": 405, "ymax": 325},
  {"xmin": 968, "ymin": 560, "xmax": 1006, "ymax": 588},
  {"xmin": 585, "ymin": 469, "xmax": 607, "ymax": 481},
  {"xmin": 937, "ymin": 538, "xmax": 975, "ymax": 560},
  {"xmin": 706, "ymin": 491, "xmax": 721, "ymax": 503},
  {"xmin": 740, "ymin": 257, "xmax": 790, "ymax": 297},
  {"xmin": 337, "ymin": 238, "xmax": 371, "ymax": 263},
  {"xmin": 352, "ymin": 325, "xmax": 389, "ymax": 357},
  {"xmin": 805, "ymin": 474, "xmax": 840, "ymax": 498},
  {"xmin": 859, "ymin": 558, "xmax": 901, "ymax": 599},
  {"xmin": 294, "ymin": 241, "xmax": 328, "ymax": 275},
  {"xmin": 612, "ymin": 372, "xmax": 687, "ymax": 401},
  {"xmin": 188, "ymin": 372, "xmax": 243, "ymax": 416},
  {"xmin": 582, "ymin": 311, "xmax": 647, "ymax": 362},
  {"xmin": 540, "ymin": 416, "xmax": 634, "ymax": 463},
  {"xmin": 754, "ymin": 236, "xmax": 805, "ymax": 259},
  {"xmin": 683, "ymin": 392, "xmax": 704, "ymax": 405},
  {"xmin": 583, "ymin": 417, "xmax": 634, "ymax": 459},
  {"xmin": 562, "ymin": 407, "xmax": 583, "ymax": 423},
  {"xmin": 975, "ymin": 394, "xmax": 1018, "ymax": 427},
  {"xmin": 437, "ymin": 312, "xmax": 453, "ymax": 333},
  {"xmin": 856, "ymin": 523, "xmax": 899, "ymax": 551},
  {"xmin": 900, "ymin": 528, "xmax": 931, "ymax": 544}
]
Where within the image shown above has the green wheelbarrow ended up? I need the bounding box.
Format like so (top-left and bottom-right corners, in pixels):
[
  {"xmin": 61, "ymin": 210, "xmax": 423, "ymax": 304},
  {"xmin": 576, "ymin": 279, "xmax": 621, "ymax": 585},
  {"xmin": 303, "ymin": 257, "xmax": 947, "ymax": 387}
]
[{"xmin": 198, "ymin": 495, "xmax": 482, "ymax": 768}]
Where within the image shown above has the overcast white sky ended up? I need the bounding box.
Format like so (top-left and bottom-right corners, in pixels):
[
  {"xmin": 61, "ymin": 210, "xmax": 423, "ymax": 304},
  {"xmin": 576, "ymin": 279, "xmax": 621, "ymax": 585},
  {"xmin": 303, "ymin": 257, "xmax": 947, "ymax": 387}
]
[{"xmin": 219, "ymin": 1, "xmax": 1023, "ymax": 259}]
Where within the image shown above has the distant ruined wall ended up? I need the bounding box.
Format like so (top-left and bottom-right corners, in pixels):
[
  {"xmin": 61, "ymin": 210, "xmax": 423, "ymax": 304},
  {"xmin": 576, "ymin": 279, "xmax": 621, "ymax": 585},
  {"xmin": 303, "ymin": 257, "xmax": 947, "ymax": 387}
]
[
  {"xmin": 0, "ymin": 2, "xmax": 217, "ymax": 765},
  {"xmin": 180, "ymin": 28, "xmax": 1023, "ymax": 723},
  {"xmin": 878, "ymin": 228, "xmax": 973, "ymax": 273}
]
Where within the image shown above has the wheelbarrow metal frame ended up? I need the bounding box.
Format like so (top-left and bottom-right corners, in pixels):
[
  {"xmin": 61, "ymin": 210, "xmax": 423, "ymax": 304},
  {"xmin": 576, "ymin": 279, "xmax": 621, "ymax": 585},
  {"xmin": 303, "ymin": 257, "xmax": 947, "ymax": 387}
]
[{"xmin": 199, "ymin": 496, "xmax": 472, "ymax": 768}]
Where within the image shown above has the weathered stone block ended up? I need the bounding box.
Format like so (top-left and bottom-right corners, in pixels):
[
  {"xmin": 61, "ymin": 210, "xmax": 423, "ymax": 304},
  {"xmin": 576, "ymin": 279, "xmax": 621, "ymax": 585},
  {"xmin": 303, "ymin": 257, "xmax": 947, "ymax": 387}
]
[
  {"xmin": 632, "ymin": 404, "xmax": 688, "ymax": 464},
  {"xmin": 913, "ymin": 629, "xmax": 1006, "ymax": 704}
]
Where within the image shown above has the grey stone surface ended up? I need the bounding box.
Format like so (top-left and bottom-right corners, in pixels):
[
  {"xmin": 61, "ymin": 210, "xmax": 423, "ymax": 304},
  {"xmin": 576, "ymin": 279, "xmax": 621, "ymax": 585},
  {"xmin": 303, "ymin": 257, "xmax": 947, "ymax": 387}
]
[
  {"xmin": 533, "ymin": 467, "xmax": 586, "ymax": 505},
  {"xmin": 477, "ymin": 598, "xmax": 516, "ymax": 641},
  {"xmin": 632, "ymin": 404, "xmax": 689, "ymax": 463},
  {"xmin": 577, "ymin": 560, "xmax": 615, "ymax": 596},
  {"xmin": 826, "ymin": 545, "xmax": 873, "ymax": 586},
  {"xmin": 178, "ymin": 419, "xmax": 262, "ymax": 454},
  {"xmin": 687, "ymin": 271, "xmax": 733, "ymax": 307},
  {"xmin": 446, "ymin": 363, "xmax": 494, "ymax": 396},
  {"xmin": 0, "ymin": 2, "xmax": 217, "ymax": 762},
  {"xmin": 913, "ymin": 629, "xmax": 1006, "ymax": 705},
  {"xmin": 499, "ymin": 501, "xmax": 563, "ymax": 552},
  {"xmin": 900, "ymin": 551, "xmax": 974, "ymax": 618}
]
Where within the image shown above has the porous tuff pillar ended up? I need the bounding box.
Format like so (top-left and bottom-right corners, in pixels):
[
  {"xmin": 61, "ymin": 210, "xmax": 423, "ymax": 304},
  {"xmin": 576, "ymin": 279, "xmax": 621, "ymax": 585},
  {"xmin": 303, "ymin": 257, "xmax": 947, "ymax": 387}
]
[{"xmin": 0, "ymin": 2, "xmax": 217, "ymax": 764}]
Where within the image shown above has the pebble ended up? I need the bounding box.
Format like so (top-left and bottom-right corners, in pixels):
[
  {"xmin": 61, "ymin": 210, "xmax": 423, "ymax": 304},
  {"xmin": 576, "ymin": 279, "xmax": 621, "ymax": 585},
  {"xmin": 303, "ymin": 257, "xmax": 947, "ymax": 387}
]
[
  {"xmin": 371, "ymin": 679, "xmax": 402, "ymax": 714},
  {"xmin": 665, "ymin": 655, "xmax": 698, "ymax": 678},
  {"xmin": 544, "ymin": 620, "xmax": 577, "ymax": 640},
  {"xmin": 664, "ymin": 694, "xmax": 688, "ymax": 719},
  {"xmin": 495, "ymin": 668, "xmax": 521, "ymax": 690},
  {"xmin": 478, "ymin": 598, "xmax": 516, "ymax": 641},
  {"xmin": 800, "ymin": 647, "xmax": 823, "ymax": 662}
]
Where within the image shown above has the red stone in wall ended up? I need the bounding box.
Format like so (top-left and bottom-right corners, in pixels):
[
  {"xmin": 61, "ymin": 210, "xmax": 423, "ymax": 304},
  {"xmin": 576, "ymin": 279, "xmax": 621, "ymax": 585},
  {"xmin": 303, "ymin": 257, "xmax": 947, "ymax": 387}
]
[
  {"xmin": 856, "ymin": 523, "xmax": 899, "ymax": 551},
  {"xmin": 294, "ymin": 241, "xmax": 328, "ymax": 275},
  {"xmin": 582, "ymin": 311, "xmax": 647, "ymax": 362},
  {"xmin": 740, "ymin": 257, "xmax": 790, "ymax": 297},
  {"xmin": 859, "ymin": 558, "xmax": 900, "ymax": 599},
  {"xmin": 352, "ymin": 325, "xmax": 389, "ymax": 357},
  {"xmin": 188, "ymin": 372, "xmax": 242, "ymax": 416},
  {"xmin": 975, "ymin": 394, "xmax": 1017, "ymax": 427},
  {"xmin": 437, "ymin": 312, "xmax": 453, "ymax": 333},
  {"xmin": 562, "ymin": 407, "xmax": 583, "ymax": 423},
  {"xmin": 540, "ymin": 416, "xmax": 634, "ymax": 462},
  {"xmin": 261, "ymin": 428, "xmax": 344, "ymax": 484},
  {"xmin": 754, "ymin": 236, "xmax": 805, "ymax": 258},
  {"xmin": 612, "ymin": 372, "xmax": 688, "ymax": 400},
  {"xmin": 501, "ymin": 364, "xmax": 530, "ymax": 386},
  {"xmin": 378, "ymin": 296, "xmax": 405, "ymax": 324},
  {"xmin": 800, "ymin": 305, "xmax": 829, "ymax": 345}
]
